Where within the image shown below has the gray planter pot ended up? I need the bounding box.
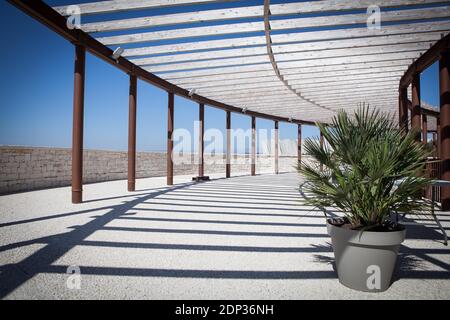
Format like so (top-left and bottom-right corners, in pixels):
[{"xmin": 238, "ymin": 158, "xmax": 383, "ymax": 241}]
[{"xmin": 327, "ymin": 220, "xmax": 406, "ymax": 292}]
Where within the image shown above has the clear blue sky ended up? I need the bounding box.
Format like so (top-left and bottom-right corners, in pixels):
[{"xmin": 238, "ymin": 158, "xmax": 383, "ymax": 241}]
[{"xmin": 0, "ymin": 1, "xmax": 439, "ymax": 152}]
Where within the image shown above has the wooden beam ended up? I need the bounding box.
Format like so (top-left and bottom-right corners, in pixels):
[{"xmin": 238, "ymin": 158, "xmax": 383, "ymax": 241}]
[
  {"xmin": 198, "ymin": 103, "xmax": 205, "ymax": 178},
  {"xmin": 72, "ymin": 45, "xmax": 85, "ymax": 204},
  {"xmin": 274, "ymin": 121, "xmax": 279, "ymax": 175},
  {"xmin": 411, "ymin": 74, "xmax": 422, "ymax": 142},
  {"xmin": 54, "ymin": 0, "xmax": 230, "ymax": 16},
  {"xmin": 440, "ymin": 50, "xmax": 450, "ymax": 210},
  {"xmin": 128, "ymin": 74, "xmax": 137, "ymax": 192},
  {"xmin": 167, "ymin": 92, "xmax": 174, "ymax": 185},
  {"xmin": 422, "ymin": 114, "xmax": 428, "ymax": 144},
  {"xmin": 251, "ymin": 116, "xmax": 256, "ymax": 176},
  {"xmin": 226, "ymin": 110, "xmax": 231, "ymax": 178},
  {"xmin": 298, "ymin": 124, "xmax": 302, "ymax": 164},
  {"xmin": 400, "ymin": 33, "xmax": 450, "ymax": 88}
]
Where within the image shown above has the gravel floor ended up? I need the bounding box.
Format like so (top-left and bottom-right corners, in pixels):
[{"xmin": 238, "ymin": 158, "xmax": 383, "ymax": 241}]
[{"xmin": 0, "ymin": 172, "xmax": 449, "ymax": 299}]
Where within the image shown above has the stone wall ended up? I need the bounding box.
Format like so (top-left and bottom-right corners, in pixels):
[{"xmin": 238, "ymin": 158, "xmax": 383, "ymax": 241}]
[{"xmin": 0, "ymin": 146, "xmax": 299, "ymax": 194}]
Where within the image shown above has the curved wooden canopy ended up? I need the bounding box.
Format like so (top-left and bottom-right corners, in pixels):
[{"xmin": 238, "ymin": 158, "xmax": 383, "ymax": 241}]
[{"xmin": 18, "ymin": 0, "xmax": 450, "ymax": 123}]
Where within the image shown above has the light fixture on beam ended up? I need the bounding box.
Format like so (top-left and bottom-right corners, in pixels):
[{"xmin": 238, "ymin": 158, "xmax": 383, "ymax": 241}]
[
  {"xmin": 288, "ymin": 117, "xmax": 293, "ymax": 123},
  {"xmin": 112, "ymin": 47, "xmax": 124, "ymax": 61},
  {"xmin": 242, "ymin": 107, "xmax": 248, "ymax": 114},
  {"xmin": 188, "ymin": 88, "xmax": 196, "ymax": 97}
]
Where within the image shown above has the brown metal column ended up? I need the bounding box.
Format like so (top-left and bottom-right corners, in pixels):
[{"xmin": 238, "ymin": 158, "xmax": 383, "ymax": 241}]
[
  {"xmin": 198, "ymin": 103, "xmax": 205, "ymax": 178},
  {"xmin": 422, "ymin": 114, "xmax": 428, "ymax": 145},
  {"xmin": 72, "ymin": 45, "xmax": 85, "ymax": 204},
  {"xmin": 274, "ymin": 121, "xmax": 279, "ymax": 174},
  {"xmin": 440, "ymin": 50, "xmax": 450, "ymax": 210},
  {"xmin": 128, "ymin": 74, "xmax": 137, "ymax": 192},
  {"xmin": 251, "ymin": 116, "xmax": 256, "ymax": 176},
  {"xmin": 226, "ymin": 111, "xmax": 231, "ymax": 178},
  {"xmin": 411, "ymin": 74, "xmax": 422, "ymax": 142},
  {"xmin": 399, "ymin": 87, "xmax": 408, "ymax": 132},
  {"xmin": 438, "ymin": 117, "xmax": 442, "ymax": 159},
  {"xmin": 167, "ymin": 92, "xmax": 174, "ymax": 186},
  {"xmin": 320, "ymin": 130, "xmax": 324, "ymax": 172},
  {"xmin": 298, "ymin": 124, "xmax": 302, "ymax": 164}
]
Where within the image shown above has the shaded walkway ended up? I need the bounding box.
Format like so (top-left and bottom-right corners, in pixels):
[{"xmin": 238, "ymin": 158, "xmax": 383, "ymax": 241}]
[{"xmin": 0, "ymin": 173, "xmax": 449, "ymax": 299}]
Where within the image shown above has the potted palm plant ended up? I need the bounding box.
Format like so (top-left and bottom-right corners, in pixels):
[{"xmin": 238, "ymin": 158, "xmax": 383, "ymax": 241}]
[{"xmin": 299, "ymin": 107, "xmax": 430, "ymax": 292}]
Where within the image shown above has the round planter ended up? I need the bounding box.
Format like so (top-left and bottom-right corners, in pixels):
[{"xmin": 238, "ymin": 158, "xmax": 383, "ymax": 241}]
[{"xmin": 327, "ymin": 220, "xmax": 406, "ymax": 292}]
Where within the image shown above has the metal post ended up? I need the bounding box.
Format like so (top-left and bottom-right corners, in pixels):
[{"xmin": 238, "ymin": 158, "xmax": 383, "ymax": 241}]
[
  {"xmin": 411, "ymin": 74, "xmax": 422, "ymax": 142},
  {"xmin": 251, "ymin": 116, "xmax": 256, "ymax": 176},
  {"xmin": 320, "ymin": 130, "xmax": 324, "ymax": 172},
  {"xmin": 226, "ymin": 111, "xmax": 231, "ymax": 178},
  {"xmin": 438, "ymin": 117, "xmax": 442, "ymax": 160},
  {"xmin": 422, "ymin": 114, "xmax": 428, "ymax": 145},
  {"xmin": 298, "ymin": 124, "xmax": 302, "ymax": 165},
  {"xmin": 128, "ymin": 74, "xmax": 137, "ymax": 192},
  {"xmin": 399, "ymin": 87, "xmax": 408, "ymax": 132},
  {"xmin": 167, "ymin": 92, "xmax": 174, "ymax": 186},
  {"xmin": 440, "ymin": 50, "xmax": 450, "ymax": 210},
  {"xmin": 198, "ymin": 103, "xmax": 204, "ymax": 178},
  {"xmin": 72, "ymin": 44, "xmax": 85, "ymax": 204},
  {"xmin": 274, "ymin": 121, "xmax": 279, "ymax": 174}
]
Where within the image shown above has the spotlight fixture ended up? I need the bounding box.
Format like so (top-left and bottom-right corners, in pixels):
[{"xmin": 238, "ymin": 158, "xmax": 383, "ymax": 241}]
[
  {"xmin": 188, "ymin": 88, "xmax": 196, "ymax": 97},
  {"xmin": 242, "ymin": 107, "xmax": 248, "ymax": 114},
  {"xmin": 288, "ymin": 117, "xmax": 293, "ymax": 123},
  {"xmin": 112, "ymin": 47, "xmax": 124, "ymax": 61}
]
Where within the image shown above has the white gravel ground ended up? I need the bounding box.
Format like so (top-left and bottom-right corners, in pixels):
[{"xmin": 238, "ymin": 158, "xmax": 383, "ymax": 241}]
[{"xmin": 0, "ymin": 172, "xmax": 449, "ymax": 299}]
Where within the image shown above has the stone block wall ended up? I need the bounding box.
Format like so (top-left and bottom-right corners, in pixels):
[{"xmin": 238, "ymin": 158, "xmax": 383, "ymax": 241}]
[{"xmin": 0, "ymin": 146, "xmax": 299, "ymax": 194}]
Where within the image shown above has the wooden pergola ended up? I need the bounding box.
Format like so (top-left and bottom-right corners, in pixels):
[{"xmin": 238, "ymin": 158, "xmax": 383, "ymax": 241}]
[{"xmin": 7, "ymin": 0, "xmax": 450, "ymax": 207}]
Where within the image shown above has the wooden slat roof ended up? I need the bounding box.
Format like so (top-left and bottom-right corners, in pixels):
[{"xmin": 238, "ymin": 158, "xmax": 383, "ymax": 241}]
[{"xmin": 48, "ymin": 0, "xmax": 450, "ymax": 123}]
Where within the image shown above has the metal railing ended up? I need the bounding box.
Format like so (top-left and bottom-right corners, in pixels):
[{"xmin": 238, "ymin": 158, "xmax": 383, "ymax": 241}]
[{"xmin": 425, "ymin": 158, "xmax": 442, "ymax": 203}]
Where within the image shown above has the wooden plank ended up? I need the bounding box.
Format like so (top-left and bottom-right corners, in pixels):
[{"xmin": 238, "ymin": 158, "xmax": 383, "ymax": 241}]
[
  {"xmin": 97, "ymin": 22, "xmax": 264, "ymax": 46},
  {"xmin": 283, "ymin": 66, "xmax": 407, "ymax": 81},
  {"xmin": 176, "ymin": 76, "xmax": 280, "ymax": 89},
  {"xmin": 313, "ymin": 94, "xmax": 399, "ymax": 103},
  {"xmin": 75, "ymin": 0, "xmax": 449, "ymax": 31},
  {"xmin": 275, "ymin": 42, "xmax": 429, "ymax": 62},
  {"xmin": 271, "ymin": 21, "xmax": 450, "ymax": 44},
  {"xmin": 287, "ymin": 72, "xmax": 402, "ymax": 86},
  {"xmin": 131, "ymin": 46, "xmax": 267, "ymax": 65},
  {"xmin": 135, "ymin": 55, "xmax": 270, "ymax": 72},
  {"xmin": 54, "ymin": 0, "xmax": 231, "ymax": 16},
  {"xmin": 207, "ymin": 88, "xmax": 293, "ymax": 98},
  {"xmin": 271, "ymin": 33, "xmax": 442, "ymax": 54},
  {"xmin": 270, "ymin": 6, "xmax": 450, "ymax": 32},
  {"xmin": 270, "ymin": 0, "xmax": 450, "ymax": 15},
  {"xmin": 278, "ymin": 52, "xmax": 421, "ymax": 69},
  {"xmin": 302, "ymin": 85, "xmax": 398, "ymax": 97},
  {"xmin": 82, "ymin": 5, "xmax": 264, "ymax": 33},
  {"xmin": 144, "ymin": 50, "xmax": 420, "ymax": 74},
  {"xmin": 292, "ymin": 77, "xmax": 400, "ymax": 90},
  {"xmin": 207, "ymin": 91, "xmax": 298, "ymax": 101},
  {"xmin": 123, "ymin": 37, "xmax": 266, "ymax": 57},
  {"xmin": 198, "ymin": 82, "xmax": 286, "ymax": 94},
  {"xmin": 157, "ymin": 59, "xmax": 412, "ymax": 79},
  {"xmin": 122, "ymin": 21, "xmax": 450, "ymax": 57},
  {"xmin": 177, "ymin": 72, "xmax": 401, "ymax": 90},
  {"xmin": 169, "ymin": 65, "xmax": 408, "ymax": 85},
  {"xmin": 96, "ymin": 6, "xmax": 450, "ymax": 45},
  {"xmin": 130, "ymin": 40, "xmax": 431, "ymax": 66}
]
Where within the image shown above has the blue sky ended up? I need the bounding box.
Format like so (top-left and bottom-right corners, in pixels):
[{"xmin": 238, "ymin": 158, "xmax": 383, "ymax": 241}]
[{"xmin": 0, "ymin": 1, "xmax": 440, "ymax": 152}]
